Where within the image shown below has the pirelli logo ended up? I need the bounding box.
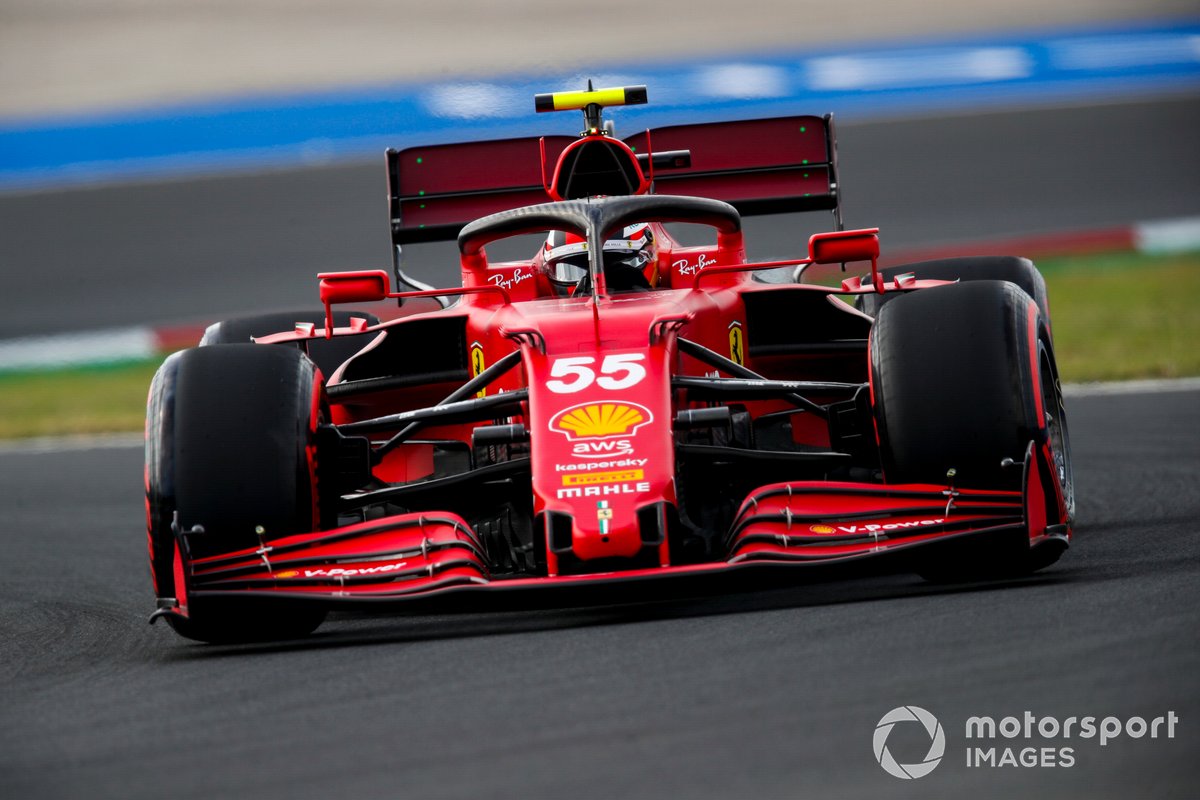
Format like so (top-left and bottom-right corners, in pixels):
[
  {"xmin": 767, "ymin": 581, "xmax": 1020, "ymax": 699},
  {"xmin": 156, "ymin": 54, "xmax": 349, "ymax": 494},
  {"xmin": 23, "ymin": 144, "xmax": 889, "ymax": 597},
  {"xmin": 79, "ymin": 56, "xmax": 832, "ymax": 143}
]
[{"xmin": 561, "ymin": 469, "xmax": 644, "ymax": 486}]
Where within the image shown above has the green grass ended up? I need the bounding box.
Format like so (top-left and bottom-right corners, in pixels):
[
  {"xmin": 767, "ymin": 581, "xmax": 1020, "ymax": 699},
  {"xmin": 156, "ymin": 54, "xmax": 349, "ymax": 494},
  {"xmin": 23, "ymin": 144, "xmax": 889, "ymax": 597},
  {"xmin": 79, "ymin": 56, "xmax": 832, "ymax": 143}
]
[
  {"xmin": 0, "ymin": 249, "xmax": 1197, "ymax": 439},
  {"xmin": 0, "ymin": 360, "xmax": 162, "ymax": 439},
  {"xmin": 1039, "ymin": 251, "xmax": 1200, "ymax": 381}
]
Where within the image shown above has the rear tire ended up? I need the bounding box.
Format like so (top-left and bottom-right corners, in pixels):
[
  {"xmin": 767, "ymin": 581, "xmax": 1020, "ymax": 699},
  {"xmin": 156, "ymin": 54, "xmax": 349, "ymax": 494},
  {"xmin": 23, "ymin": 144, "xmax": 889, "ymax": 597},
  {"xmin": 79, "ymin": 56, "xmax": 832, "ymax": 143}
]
[
  {"xmin": 870, "ymin": 280, "xmax": 1072, "ymax": 579},
  {"xmin": 146, "ymin": 344, "xmax": 327, "ymax": 642},
  {"xmin": 857, "ymin": 256, "xmax": 1051, "ymax": 336},
  {"xmin": 201, "ymin": 309, "xmax": 380, "ymax": 378}
]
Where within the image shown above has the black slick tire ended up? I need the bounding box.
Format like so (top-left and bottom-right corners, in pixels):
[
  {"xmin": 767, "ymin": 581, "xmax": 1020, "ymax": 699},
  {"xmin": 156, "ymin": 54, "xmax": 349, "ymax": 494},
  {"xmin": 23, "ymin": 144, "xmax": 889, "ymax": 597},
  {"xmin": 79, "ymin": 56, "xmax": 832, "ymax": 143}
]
[
  {"xmin": 145, "ymin": 344, "xmax": 327, "ymax": 643},
  {"xmin": 870, "ymin": 280, "xmax": 1072, "ymax": 579}
]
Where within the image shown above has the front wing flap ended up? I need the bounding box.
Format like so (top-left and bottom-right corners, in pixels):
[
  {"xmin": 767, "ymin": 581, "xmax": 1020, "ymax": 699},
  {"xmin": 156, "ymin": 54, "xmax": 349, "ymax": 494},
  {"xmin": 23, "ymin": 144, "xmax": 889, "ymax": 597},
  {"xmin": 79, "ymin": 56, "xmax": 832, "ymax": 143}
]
[
  {"xmin": 180, "ymin": 513, "xmax": 491, "ymax": 603},
  {"xmin": 726, "ymin": 482, "xmax": 1024, "ymax": 563},
  {"xmin": 162, "ymin": 441, "xmax": 1069, "ymax": 618}
]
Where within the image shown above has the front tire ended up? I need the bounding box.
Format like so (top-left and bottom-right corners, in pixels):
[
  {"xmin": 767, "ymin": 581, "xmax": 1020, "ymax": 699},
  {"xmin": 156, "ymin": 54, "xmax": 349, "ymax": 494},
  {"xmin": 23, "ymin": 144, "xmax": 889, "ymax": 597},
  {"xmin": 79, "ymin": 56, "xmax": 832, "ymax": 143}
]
[
  {"xmin": 870, "ymin": 280, "xmax": 1072, "ymax": 579},
  {"xmin": 146, "ymin": 344, "xmax": 328, "ymax": 642}
]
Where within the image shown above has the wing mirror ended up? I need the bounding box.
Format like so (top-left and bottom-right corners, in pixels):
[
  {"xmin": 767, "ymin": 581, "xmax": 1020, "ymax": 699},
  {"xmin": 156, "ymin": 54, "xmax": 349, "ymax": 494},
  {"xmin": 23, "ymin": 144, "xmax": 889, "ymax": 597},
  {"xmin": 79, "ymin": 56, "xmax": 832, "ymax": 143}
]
[
  {"xmin": 316, "ymin": 269, "xmax": 511, "ymax": 339},
  {"xmin": 808, "ymin": 228, "xmax": 884, "ymax": 293},
  {"xmin": 318, "ymin": 270, "xmax": 391, "ymax": 305},
  {"xmin": 808, "ymin": 228, "xmax": 879, "ymax": 265},
  {"xmin": 317, "ymin": 270, "xmax": 390, "ymax": 338}
]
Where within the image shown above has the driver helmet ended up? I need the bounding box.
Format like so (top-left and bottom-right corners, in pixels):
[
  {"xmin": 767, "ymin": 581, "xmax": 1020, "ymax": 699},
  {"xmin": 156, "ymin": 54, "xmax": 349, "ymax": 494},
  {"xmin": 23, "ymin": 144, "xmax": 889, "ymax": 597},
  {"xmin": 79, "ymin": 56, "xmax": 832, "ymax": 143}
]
[{"xmin": 541, "ymin": 223, "xmax": 658, "ymax": 295}]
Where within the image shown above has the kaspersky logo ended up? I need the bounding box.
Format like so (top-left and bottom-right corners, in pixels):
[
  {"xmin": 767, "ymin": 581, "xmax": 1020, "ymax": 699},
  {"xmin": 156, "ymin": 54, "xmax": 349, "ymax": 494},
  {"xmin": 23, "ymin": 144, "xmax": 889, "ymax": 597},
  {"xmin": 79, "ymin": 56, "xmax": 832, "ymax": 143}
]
[{"xmin": 549, "ymin": 401, "xmax": 652, "ymax": 440}]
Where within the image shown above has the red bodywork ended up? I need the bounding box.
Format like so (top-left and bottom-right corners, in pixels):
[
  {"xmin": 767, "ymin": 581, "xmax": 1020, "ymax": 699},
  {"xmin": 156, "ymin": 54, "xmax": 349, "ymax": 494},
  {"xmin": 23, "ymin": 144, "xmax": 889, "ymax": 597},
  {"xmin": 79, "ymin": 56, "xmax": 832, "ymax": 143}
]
[{"xmin": 156, "ymin": 94, "xmax": 1072, "ymax": 618}]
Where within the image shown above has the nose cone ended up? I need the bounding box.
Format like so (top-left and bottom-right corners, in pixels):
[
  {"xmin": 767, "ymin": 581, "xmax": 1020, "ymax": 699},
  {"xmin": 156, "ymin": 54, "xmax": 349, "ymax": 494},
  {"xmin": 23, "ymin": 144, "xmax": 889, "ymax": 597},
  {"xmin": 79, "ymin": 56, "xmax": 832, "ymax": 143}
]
[{"xmin": 523, "ymin": 333, "xmax": 677, "ymax": 574}]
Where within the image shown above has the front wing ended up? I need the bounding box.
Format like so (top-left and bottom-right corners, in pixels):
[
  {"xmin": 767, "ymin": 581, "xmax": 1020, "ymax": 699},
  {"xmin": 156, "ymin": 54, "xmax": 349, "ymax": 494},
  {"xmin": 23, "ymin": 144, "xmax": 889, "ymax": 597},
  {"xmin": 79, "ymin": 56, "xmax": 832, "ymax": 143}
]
[{"xmin": 156, "ymin": 442, "xmax": 1069, "ymax": 622}]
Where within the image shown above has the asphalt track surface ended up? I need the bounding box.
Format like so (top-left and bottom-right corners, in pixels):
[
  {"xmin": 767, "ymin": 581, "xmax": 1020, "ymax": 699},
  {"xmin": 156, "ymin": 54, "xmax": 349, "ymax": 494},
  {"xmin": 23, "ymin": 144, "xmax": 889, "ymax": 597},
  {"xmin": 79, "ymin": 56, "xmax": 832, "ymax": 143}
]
[
  {"xmin": 2, "ymin": 94, "xmax": 1199, "ymax": 339},
  {"xmin": 0, "ymin": 386, "xmax": 1197, "ymax": 799}
]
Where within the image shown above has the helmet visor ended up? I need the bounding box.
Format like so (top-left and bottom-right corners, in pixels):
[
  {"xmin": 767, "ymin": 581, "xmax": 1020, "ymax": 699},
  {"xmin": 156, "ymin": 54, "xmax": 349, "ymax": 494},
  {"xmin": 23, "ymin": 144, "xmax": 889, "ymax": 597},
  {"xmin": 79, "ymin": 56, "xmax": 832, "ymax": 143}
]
[
  {"xmin": 549, "ymin": 252, "xmax": 590, "ymax": 288},
  {"xmin": 549, "ymin": 251, "xmax": 649, "ymax": 286}
]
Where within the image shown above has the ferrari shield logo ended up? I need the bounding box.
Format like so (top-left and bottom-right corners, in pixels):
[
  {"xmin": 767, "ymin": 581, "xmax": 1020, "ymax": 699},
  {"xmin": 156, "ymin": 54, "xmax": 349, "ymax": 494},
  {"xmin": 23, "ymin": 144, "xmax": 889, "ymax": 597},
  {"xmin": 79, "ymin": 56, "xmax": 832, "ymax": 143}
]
[
  {"xmin": 470, "ymin": 341, "xmax": 486, "ymax": 397},
  {"xmin": 728, "ymin": 321, "xmax": 745, "ymax": 366}
]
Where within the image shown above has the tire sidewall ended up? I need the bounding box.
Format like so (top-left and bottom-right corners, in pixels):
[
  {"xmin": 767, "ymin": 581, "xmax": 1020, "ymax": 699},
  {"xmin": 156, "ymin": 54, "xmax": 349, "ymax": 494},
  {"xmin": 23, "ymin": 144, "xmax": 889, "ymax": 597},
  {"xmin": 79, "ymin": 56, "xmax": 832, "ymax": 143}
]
[
  {"xmin": 871, "ymin": 280, "xmax": 1049, "ymax": 489},
  {"xmin": 144, "ymin": 344, "xmax": 326, "ymax": 641}
]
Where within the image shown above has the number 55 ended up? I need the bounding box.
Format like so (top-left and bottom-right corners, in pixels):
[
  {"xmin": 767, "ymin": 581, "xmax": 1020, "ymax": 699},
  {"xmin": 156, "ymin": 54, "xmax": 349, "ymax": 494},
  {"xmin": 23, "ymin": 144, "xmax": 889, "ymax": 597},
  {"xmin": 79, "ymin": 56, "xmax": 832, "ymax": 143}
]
[{"xmin": 546, "ymin": 353, "xmax": 647, "ymax": 394}]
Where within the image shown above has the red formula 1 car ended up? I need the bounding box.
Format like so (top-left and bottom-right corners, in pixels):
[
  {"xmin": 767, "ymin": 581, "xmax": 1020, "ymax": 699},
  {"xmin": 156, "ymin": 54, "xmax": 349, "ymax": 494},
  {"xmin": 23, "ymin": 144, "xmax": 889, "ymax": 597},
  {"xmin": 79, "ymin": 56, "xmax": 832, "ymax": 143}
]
[{"xmin": 145, "ymin": 84, "xmax": 1074, "ymax": 642}]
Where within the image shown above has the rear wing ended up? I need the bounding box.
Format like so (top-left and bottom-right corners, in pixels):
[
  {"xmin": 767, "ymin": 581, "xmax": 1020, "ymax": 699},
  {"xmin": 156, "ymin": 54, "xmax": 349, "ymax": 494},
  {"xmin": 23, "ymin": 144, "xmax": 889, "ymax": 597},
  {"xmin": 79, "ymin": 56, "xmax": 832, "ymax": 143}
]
[
  {"xmin": 386, "ymin": 136, "xmax": 573, "ymax": 246},
  {"xmin": 623, "ymin": 114, "xmax": 841, "ymax": 224},
  {"xmin": 386, "ymin": 113, "xmax": 841, "ymax": 260}
]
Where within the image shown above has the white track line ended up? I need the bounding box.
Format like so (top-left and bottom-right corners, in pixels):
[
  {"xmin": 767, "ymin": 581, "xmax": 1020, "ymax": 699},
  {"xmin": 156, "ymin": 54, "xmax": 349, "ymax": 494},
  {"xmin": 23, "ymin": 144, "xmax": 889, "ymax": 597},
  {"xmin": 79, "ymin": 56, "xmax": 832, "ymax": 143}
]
[
  {"xmin": 0, "ymin": 432, "xmax": 143, "ymax": 454},
  {"xmin": 1134, "ymin": 216, "xmax": 1200, "ymax": 254},
  {"xmin": 0, "ymin": 327, "xmax": 156, "ymax": 371},
  {"xmin": 1063, "ymin": 376, "xmax": 1200, "ymax": 397}
]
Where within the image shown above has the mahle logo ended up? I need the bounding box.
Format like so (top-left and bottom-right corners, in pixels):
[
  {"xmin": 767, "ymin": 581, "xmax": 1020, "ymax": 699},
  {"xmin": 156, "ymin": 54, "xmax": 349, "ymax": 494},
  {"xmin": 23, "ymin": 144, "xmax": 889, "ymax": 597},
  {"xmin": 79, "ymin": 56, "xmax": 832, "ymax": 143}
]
[{"xmin": 874, "ymin": 706, "xmax": 946, "ymax": 779}]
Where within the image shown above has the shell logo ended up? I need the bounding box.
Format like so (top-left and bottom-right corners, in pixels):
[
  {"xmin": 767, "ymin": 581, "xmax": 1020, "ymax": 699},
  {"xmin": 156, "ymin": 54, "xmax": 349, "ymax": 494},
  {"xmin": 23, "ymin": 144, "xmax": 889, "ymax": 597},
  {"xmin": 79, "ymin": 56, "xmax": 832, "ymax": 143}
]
[
  {"xmin": 549, "ymin": 401, "xmax": 653, "ymax": 441},
  {"xmin": 809, "ymin": 524, "xmax": 838, "ymax": 534}
]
